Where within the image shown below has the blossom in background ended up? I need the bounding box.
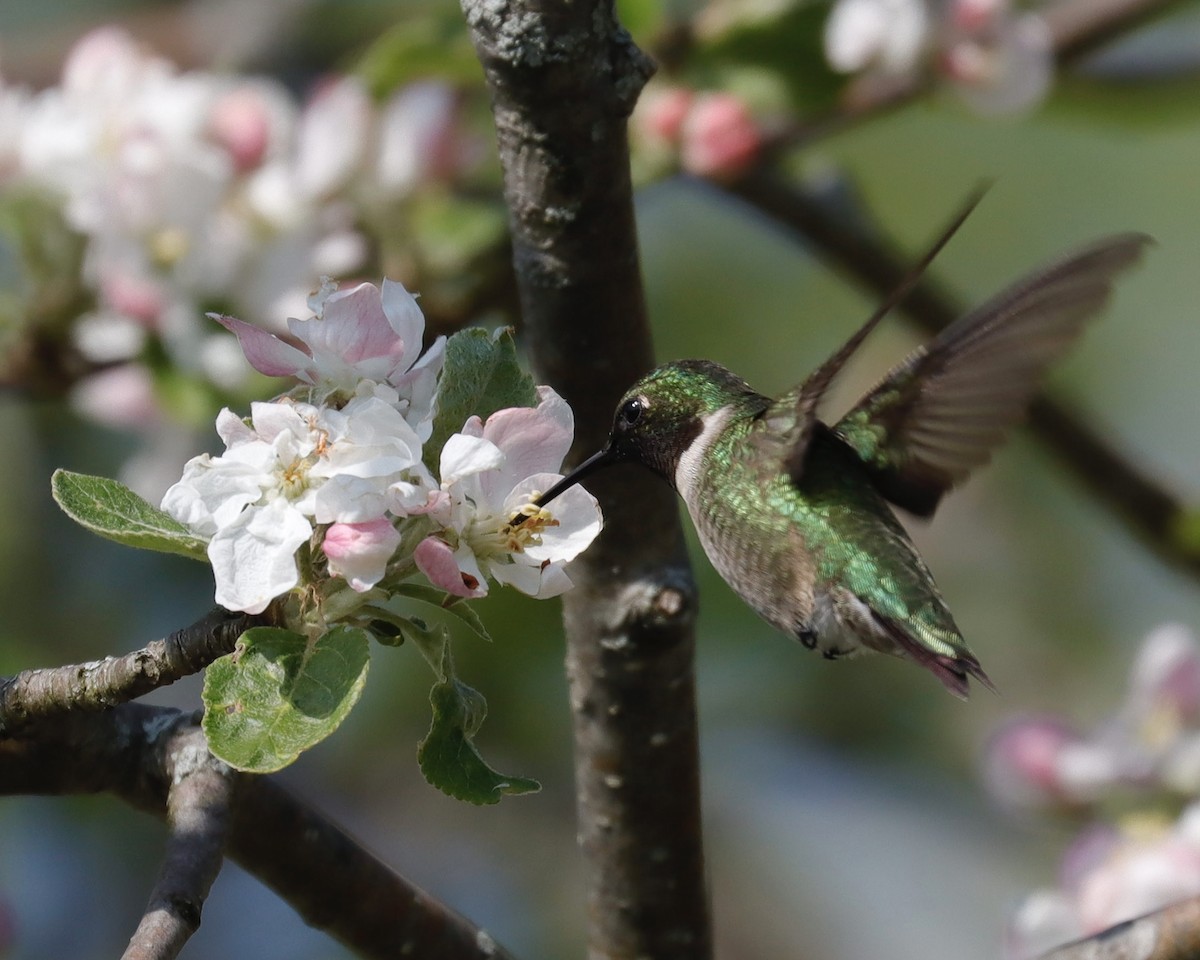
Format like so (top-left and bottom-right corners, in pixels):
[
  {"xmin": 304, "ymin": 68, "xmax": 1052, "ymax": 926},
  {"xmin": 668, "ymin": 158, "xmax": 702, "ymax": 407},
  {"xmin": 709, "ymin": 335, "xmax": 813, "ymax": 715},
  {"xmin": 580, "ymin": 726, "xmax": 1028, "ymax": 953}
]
[
  {"xmin": 824, "ymin": 0, "xmax": 930, "ymax": 75},
  {"xmin": 991, "ymin": 625, "xmax": 1200, "ymax": 958},
  {"xmin": 415, "ymin": 387, "xmax": 603, "ymax": 599},
  {"xmin": 823, "ymin": 0, "xmax": 1053, "ymax": 115},
  {"xmin": 4, "ymin": 26, "xmax": 473, "ymax": 443}
]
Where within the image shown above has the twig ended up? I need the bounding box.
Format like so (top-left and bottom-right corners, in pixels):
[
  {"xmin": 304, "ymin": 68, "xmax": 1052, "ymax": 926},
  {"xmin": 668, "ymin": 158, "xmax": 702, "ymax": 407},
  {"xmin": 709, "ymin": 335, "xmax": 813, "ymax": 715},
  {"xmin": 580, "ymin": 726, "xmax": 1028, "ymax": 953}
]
[
  {"xmin": 122, "ymin": 725, "xmax": 233, "ymax": 960},
  {"xmin": 459, "ymin": 1, "xmax": 710, "ymax": 958},
  {"xmin": 1039, "ymin": 896, "xmax": 1200, "ymax": 960},
  {"xmin": 723, "ymin": 167, "xmax": 1200, "ymax": 578},
  {"xmin": 0, "ymin": 609, "xmax": 257, "ymax": 737},
  {"xmin": 0, "ymin": 703, "xmax": 517, "ymax": 960}
]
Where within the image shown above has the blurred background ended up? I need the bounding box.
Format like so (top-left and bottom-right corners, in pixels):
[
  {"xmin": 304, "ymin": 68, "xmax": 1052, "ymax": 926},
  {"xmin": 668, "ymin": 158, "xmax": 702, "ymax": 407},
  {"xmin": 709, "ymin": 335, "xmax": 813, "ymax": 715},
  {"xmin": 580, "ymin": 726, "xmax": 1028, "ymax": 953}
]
[{"xmin": 2, "ymin": 0, "xmax": 1200, "ymax": 957}]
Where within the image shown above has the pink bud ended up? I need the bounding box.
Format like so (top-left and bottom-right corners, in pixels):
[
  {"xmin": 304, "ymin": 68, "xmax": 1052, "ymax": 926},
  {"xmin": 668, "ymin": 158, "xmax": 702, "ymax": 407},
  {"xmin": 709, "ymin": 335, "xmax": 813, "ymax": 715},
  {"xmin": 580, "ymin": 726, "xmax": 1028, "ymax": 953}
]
[
  {"xmin": 208, "ymin": 87, "xmax": 274, "ymax": 173},
  {"xmin": 679, "ymin": 92, "xmax": 762, "ymax": 180},
  {"xmin": 100, "ymin": 271, "xmax": 165, "ymax": 326},
  {"xmin": 950, "ymin": 0, "xmax": 1006, "ymax": 35},
  {"xmin": 323, "ymin": 519, "xmax": 401, "ymax": 592},
  {"xmin": 414, "ymin": 536, "xmax": 487, "ymax": 599},
  {"xmin": 636, "ymin": 86, "xmax": 694, "ymax": 146}
]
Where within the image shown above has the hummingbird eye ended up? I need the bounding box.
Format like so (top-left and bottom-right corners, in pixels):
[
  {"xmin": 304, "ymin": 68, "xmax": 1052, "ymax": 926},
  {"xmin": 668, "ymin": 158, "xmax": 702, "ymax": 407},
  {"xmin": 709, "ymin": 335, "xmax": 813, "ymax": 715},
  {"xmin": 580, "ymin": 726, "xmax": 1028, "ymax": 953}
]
[{"xmin": 617, "ymin": 396, "xmax": 645, "ymax": 428}]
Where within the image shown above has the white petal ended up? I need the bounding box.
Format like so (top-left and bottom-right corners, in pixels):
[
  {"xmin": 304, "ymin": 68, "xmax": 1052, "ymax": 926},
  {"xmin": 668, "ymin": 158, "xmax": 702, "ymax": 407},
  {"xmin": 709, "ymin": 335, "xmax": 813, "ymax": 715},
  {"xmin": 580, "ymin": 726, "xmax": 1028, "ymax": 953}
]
[
  {"xmin": 208, "ymin": 498, "xmax": 311, "ymax": 613},
  {"xmin": 439, "ymin": 433, "xmax": 504, "ymax": 486},
  {"xmin": 507, "ymin": 474, "xmax": 603, "ymax": 564}
]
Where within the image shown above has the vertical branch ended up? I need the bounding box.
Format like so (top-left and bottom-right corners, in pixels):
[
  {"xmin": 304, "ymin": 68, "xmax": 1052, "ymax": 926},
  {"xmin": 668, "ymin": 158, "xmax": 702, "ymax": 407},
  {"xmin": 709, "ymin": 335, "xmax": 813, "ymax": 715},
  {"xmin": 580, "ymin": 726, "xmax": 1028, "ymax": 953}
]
[{"xmin": 460, "ymin": 2, "xmax": 710, "ymax": 958}]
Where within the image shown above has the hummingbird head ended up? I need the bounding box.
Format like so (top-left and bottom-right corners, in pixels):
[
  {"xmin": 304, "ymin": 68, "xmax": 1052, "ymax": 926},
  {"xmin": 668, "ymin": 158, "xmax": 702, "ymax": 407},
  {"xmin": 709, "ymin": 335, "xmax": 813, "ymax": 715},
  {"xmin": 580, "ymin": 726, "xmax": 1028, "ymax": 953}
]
[{"xmin": 520, "ymin": 360, "xmax": 765, "ymax": 519}]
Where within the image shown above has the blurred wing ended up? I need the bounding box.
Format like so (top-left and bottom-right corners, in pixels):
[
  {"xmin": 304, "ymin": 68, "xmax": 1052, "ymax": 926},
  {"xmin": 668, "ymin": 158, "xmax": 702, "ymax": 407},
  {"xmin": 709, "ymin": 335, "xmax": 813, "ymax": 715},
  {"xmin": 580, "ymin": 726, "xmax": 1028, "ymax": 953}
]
[
  {"xmin": 770, "ymin": 187, "xmax": 988, "ymax": 478},
  {"xmin": 834, "ymin": 232, "xmax": 1152, "ymax": 517}
]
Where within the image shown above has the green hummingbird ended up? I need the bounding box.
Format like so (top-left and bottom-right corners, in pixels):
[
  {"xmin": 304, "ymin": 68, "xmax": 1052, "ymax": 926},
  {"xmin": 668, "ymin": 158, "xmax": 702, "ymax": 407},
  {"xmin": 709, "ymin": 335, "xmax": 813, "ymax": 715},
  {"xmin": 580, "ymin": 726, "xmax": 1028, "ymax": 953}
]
[{"xmin": 525, "ymin": 223, "xmax": 1150, "ymax": 697}]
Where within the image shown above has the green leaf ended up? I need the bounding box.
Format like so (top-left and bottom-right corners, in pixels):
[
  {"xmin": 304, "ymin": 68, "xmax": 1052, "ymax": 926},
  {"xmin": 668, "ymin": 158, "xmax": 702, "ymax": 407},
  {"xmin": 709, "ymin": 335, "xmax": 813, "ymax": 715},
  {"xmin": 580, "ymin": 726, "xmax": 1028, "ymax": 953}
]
[
  {"xmin": 419, "ymin": 673, "xmax": 541, "ymax": 805},
  {"xmin": 426, "ymin": 327, "xmax": 538, "ymax": 468},
  {"xmin": 391, "ymin": 581, "xmax": 494, "ymax": 643},
  {"xmin": 693, "ymin": 2, "xmax": 843, "ymax": 114},
  {"xmin": 51, "ymin": 469, "xmax": 208, "ymax": 561},
  {"xmin": 411, "ymin": 191, "xmax": 508, "ymax": 276},
  {"xmin": 202, "ymin": 625, "xmax": 371, "ymax": 773},
  {"xmin": 355, "ymin": 12, "xmax": 484, "ymax": 96}
]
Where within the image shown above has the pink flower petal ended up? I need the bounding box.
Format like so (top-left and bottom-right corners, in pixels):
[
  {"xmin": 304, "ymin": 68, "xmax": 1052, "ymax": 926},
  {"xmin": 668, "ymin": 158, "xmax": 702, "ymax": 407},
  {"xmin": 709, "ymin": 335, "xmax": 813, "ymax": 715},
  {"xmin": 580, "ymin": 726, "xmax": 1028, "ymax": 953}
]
[
  {"xmin": 414, "ymin": 537, "xmax": 487, "ymax": 598},
  {"xmin": 211, "ymin": 313, "xmax": 314, "ymax": 380},
  {"xmin": 323, "ymin": 519, "xmax": 401, "ymax": 592},
  {"xmin": 293, "ymin": 281, "xmax": 409, "ymax": 370}
]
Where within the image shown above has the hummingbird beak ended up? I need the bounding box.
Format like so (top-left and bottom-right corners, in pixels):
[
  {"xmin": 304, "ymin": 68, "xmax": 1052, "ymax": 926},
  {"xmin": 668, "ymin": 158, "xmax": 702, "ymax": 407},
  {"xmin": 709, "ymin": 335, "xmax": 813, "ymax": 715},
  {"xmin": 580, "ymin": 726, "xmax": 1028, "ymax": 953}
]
[{"xmin": 509, "ymin": 445, "xmax": 619, "ymax": 526}]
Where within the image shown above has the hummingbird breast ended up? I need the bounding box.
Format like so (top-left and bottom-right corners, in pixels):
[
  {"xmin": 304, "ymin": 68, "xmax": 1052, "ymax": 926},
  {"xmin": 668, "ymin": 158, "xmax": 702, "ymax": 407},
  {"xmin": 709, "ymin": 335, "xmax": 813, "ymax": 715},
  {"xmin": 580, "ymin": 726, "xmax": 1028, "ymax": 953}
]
[{"xmin": 679, "ymin": 410, "xmax": 970, "ymax": 669}]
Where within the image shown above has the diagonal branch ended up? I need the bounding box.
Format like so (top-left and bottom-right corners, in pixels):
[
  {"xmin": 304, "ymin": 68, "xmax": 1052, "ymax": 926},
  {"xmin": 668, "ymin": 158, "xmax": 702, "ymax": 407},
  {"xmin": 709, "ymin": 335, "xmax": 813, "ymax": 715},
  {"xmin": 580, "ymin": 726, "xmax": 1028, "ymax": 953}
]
[
  {"xmin": 1038, "ymin": 895, "xmax": 1200, "ymax": 960},
  {"xmin": 0, "ymin": 704, "xmax": 518, "ymax": 960},
  {"xmin": 0, "ymin": 608, "xmax": 259, "ymax": 737},
  {"xmin": 122, "ymin": 725, "xmax": 233, "ymax": 960},
  {"xmin": 459, "ymin": 1, "xmax": 710, "ymax": 958},
  {"xmin": 723, "ymin": 167, "xmax": 1200, "ymax": 578}
]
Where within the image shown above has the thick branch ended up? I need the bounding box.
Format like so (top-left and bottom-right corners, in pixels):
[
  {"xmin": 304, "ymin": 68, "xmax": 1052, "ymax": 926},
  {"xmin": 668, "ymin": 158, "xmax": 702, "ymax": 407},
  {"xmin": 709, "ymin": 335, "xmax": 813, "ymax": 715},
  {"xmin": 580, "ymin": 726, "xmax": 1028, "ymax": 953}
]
[
  {"xmin": 460, "ymin": 1, "xmax": 710, "ymax": 958},
  {"xmin": 0, "ymin": 704, "xmax": 517, "ymax": 960},
  {"xmin": 1040, "ymin": 896, "xmax": 1200, "ymax": 960},
  {"xmin": 723, "ymin": 168, "xmax": 1199, "ymax": 578},
  {"xmin": 123, "ymin": 726, "xmax": 233, "ymax": 960},
  {"xmin": 0, "ymin": 609, "xmax": 257, "ymax": 737}
]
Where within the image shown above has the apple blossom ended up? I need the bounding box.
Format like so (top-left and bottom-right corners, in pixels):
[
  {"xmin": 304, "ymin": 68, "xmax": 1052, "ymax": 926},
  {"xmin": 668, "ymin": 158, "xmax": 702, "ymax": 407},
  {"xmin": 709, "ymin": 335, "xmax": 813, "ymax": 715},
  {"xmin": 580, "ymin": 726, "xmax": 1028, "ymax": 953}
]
[
  {"xmin": 212, "ymin": 277, "xmax": 445, "ymax": 433},
  {"xmin": 415, "ymin": 387, "xmax": 603, "ymax": 600},
  {"xmin": 162, "ymin": 391, "xmax": 430, "ymax": 613},
  {"xmin": 994, "ymin": 626, "xmax": 1200, "ymax": 958},
  {"xmin": 823, "ymin": 0, "xmax": 1053, "ymax": 115}
]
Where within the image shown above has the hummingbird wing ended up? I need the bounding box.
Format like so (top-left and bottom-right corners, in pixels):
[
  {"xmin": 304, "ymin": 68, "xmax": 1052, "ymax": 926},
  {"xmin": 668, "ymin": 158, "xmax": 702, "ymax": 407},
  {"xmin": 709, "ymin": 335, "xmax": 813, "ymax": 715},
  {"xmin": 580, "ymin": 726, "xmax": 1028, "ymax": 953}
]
[
  {"xmin": 767, "ymin": 188, "xmax": 989, "ymax": 478},
  {"xmin": 832, "ymin": 232, "xmax": 1151, "ymax": 517}
]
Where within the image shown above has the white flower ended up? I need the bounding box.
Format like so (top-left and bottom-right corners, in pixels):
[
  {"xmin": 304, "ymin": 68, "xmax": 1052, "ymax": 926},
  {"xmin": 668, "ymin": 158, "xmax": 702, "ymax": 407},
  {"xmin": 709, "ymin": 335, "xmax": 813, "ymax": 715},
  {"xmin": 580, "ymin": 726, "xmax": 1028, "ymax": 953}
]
[
  {"xmin": 162, "ymin": 394, "xmax": 428, "ymax": 613},
  {"xmin": 824, "ymin": 0, "xmax": 930, "ymax": 74},
  {"xmin": 414, "ymin": 387, "xmax": 602, "ymax": 599}
]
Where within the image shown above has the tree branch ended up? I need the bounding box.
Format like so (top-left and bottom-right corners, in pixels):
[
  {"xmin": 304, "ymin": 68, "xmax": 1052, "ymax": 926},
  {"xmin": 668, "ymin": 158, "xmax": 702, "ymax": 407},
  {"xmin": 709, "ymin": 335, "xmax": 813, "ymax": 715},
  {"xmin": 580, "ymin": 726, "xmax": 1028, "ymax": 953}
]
[
  {"xmin": 0, "ymin": 609, "xmax": 258, "ymax": 737},
  {"xmin": 122, "ymin": 725, "xmax": 232, "ymax": 960},
  {"xmin": 722, "ymin": 167, "xmax": 1199, "ymax": 578},
  {"xmin": 1039, "ymin": 896, "xmax": 1200, "ymax": 960},
  {"xmin": 0, "ymin": 704, "xmax": 518, "ymax": 960},
  {"xmin": 459, "ymin": 1, "xmax": 711, "ymax": 958}
]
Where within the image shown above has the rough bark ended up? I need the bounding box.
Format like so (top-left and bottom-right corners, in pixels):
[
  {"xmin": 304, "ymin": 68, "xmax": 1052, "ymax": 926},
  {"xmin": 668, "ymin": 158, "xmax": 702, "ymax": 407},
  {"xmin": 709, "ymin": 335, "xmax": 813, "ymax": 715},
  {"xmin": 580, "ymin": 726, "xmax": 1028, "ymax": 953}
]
[{"xmin": 460, "ymin": 1, "xmax": 711, "ymax": 957}]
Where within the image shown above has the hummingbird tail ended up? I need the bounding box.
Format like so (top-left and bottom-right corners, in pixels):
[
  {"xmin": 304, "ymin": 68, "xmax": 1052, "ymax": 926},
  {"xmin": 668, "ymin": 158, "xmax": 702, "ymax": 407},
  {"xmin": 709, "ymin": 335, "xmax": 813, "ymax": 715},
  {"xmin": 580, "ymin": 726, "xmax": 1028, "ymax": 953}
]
[{"xmin": 874, "ymin": 615, "xmax": 996, "ymax": 700}]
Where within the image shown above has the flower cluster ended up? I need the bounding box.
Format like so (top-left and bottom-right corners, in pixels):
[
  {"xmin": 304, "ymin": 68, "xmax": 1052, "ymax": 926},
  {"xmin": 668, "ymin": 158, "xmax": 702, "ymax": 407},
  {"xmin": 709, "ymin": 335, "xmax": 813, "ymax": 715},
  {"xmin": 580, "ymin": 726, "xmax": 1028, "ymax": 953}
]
[
  {"xmin": 984, "ymin": 625, "xmax": 1200, "ymax": 958},
  {"xmin": 0, "ymin": 27, "xmax": 471, "ymax": 428},
  {"xmin": 824, "ymin": 0, "xmax": 1053, "ymax": 115},
  {"xmin": 161, "ymin": 279, "xmax": 601, "ymax": 615}
]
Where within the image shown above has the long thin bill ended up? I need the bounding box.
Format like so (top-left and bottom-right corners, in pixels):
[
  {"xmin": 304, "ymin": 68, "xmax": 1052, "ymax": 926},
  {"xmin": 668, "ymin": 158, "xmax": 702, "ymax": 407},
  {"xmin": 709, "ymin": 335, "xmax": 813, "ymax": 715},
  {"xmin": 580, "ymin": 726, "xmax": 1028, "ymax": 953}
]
[{"xmin": 510, "ymin": 446, "xmax": 619, "ymax": 525}]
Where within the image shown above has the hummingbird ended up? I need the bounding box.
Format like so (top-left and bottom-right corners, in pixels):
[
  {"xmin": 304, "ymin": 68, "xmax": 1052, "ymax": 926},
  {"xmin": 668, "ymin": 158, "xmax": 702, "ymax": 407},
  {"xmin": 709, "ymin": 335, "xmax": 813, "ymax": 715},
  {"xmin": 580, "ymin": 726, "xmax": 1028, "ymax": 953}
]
[{"xmin": 523, "ymin": 215, "xmax": 1150, "ymax": 697}]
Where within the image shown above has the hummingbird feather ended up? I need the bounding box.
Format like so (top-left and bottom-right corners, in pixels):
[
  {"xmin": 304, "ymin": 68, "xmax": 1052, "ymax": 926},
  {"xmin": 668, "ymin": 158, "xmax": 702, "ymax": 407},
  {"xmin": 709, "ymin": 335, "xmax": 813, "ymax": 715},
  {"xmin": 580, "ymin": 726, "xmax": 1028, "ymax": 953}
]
[
  {"xmin": 771, "ymin": 187, "xmax": 989, "ymax": 481},
  {"xmin": 833, "ymin": 232, "xmax": 1152, "ymax": 516}
]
